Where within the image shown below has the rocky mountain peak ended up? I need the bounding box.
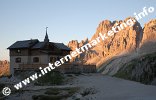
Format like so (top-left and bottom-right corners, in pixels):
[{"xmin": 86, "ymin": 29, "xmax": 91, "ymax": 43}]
[
  {"xmin": 141, "ymin": 19, "xmax": 156, "ymax": 44},
  {"xmin": 67, "ymin": 18, "xmax": 156, "ymax": 69}
]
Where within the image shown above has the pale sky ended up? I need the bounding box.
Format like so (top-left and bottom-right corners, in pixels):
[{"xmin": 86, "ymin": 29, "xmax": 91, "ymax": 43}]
[{"xmin": 0, "ymin": 0, "xmax": 156, "ymax": 60}]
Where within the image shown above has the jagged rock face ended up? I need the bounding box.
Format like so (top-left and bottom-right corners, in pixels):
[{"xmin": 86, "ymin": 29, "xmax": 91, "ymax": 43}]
[
  {"xmin": 93, "ymin": 18, "xmax": 141, "ymax": 52},
  {"xmin": 0, "ymin": 60, "xmax": 9, "ymax": 67},
  {"xmin": 88, "ymin": 17, "xmax": 142, "ymax": 66},
  {"xmin": 141, "ymin": 19, "xmax": 156, "ymax": 44},
  {"xmin": 68, "ymin": 17, "xmax": 143, "ymax": 66},
  {"xmin": 68, "ymin": 39, "xmax": 91, "ymax": 63},
  {"xmin": 68, "ymin": 40, "xmax": 79, "ymax": 50},
  {"xmin": 97, "ymin": 19, "xmax": 156, "ymax": 76},
  {"xmin": 139, "ymin": 19, "xmax": 156, "ymax": 55},
  {"xmin": 91, "ymin": 20, "xmax": 113, "ymax": 40},
  {"xmin": 68, "ymin": 38, "xmax": 89, "ymax": 51}
]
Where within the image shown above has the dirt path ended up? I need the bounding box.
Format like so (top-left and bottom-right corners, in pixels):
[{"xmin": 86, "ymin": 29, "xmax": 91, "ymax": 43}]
[{"xmin": 70, "ymin": 73, "xmax": 156, "ymax": 100}]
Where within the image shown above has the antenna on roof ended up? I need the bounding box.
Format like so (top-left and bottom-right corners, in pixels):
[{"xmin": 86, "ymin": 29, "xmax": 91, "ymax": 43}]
[
  {"xmin": 44, "ymin": 27, "xmax": 49, "ymax": 42},
  {"xmin": 46, "ymin": 27, "xmax": 48, "ymax": 34}
]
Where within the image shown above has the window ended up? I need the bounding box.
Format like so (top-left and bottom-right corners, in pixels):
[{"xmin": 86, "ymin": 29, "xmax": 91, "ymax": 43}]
[
  {"xmin": 50, "ymin": 57, "xmax": 56, "ymax": 63},
  {"xmin": 57, "ymin": 56, "xmax": 60, "ymax": 60},
  {"xmin": 16, "ymin": 49, "xmax": 21, "ymax": 53},
  {"xmin": 33, "ymin": 57, "xmax": 39, "ymax": 63},
  {"xmin": 15, "ymin": 57, "xmax": 21, "ymax": 63}
]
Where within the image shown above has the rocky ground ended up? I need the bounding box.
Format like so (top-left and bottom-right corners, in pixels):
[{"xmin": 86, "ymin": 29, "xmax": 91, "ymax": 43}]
[{"xmin": 1, "ymin": 73, "xmax": 156, "ymax": 100}]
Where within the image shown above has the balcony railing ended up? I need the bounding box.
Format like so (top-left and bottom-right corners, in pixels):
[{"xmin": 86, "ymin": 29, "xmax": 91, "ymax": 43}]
[
  {"xmin": 16, "ymin": 63, "xmax": 96, "ymax": 73},
  {"xmin": 18, "ymin": 64, "xmax": 48, "ymax": 70}
]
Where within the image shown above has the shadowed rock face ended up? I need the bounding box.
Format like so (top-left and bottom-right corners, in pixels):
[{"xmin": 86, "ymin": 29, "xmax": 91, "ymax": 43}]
[{"xmin": 114, "ymin": 52, "xmax": 156, "ymax": 85}]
